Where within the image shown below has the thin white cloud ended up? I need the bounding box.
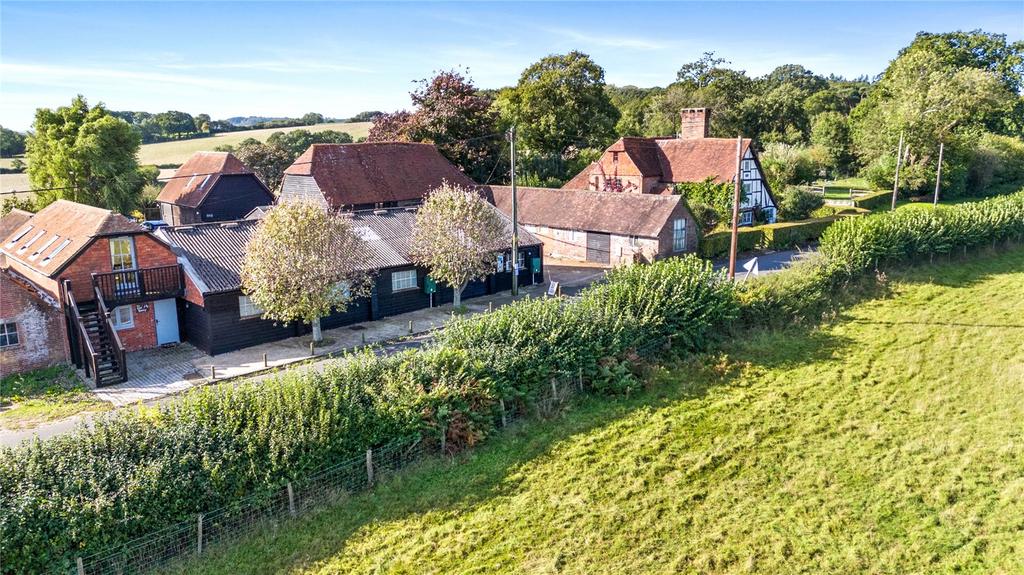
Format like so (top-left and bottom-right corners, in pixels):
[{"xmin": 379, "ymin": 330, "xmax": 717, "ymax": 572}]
[
  {"xmin": 1, "ymin": 62, "xmax": 288, "ymax": 93},
  {"xmin": 157, "ymin": 60, "xmax": 376, "ymax": 74},
  {"xmin": 541, "ymin": 26, "xmax": 680, "ymax": 51}
]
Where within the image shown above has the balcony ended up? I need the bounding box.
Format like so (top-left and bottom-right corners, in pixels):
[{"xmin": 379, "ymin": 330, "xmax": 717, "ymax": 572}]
[{"xmin": 92, "ymin": 264, "xmax": 184, "ymax": 307}]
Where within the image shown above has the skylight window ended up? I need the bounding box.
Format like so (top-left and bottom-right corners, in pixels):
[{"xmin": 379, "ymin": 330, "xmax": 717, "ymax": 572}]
[
  {"xmin": 40, "ymin": 239, "xmax": 71, "ymax": 266},
  {"xmin": 29, "ymin": 235, "xmax": 59, "ymax": 260},
  {"xmin": 5, "ymin": 225, "xmax": 32, "ymax": 248},
  {"xmin": 17, "ymin": 230, "xmax": 45, "ymax": 254}
]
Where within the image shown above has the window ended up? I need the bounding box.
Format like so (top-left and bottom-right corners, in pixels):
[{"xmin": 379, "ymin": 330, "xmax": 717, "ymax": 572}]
[
  {"xmin": 41, "ymin": 239, "xmax": 71, "ymax": 266},
  {"xmin": 0, "ymin": 322, "xmax": 19, "ymax": 347},
  {"xmin": 5, "ymin": 226, "xmax": 32, "ymax": 248},
  {"xmin": 29, "ymin": 235, "xmax": 59, "ymax": 260},
  {"xmin": 111, "ymin": 306, "xmax": 134, "ymax": 330},
  {"xmin": 238, "ymin": 295, "xmax": 264, "ymax": 319},
  {"xmin": 109, "ymin": 237, "xmax": 136, "ymax": 271},
  {"xmin": 17, "ymin": 230, "xmax": 45, "ymax": 253},
  {"xmin": 333, "ymin": 281, "xmax": 351, "ymax": 300},
  {"xmin": 739, "ymin": 211, "xmax": 754, "ymax": 226},
  {"xmin": 495, "ymin": 253, "xmax": 505, "ymax": 272},
  {"xmin": 629, "ymin": 235, "xmax": 641, "ymax": 247},
  {"xmin": 392, "ymin": 269, "xmax": 417, "ymax": 291},
  {"xmin": 672, "ymin": 218, "xmax": 687, "ymax": 252},
  {"xmin": 517, "ymin": 251, "xmax": 525, "ymax": 273}
]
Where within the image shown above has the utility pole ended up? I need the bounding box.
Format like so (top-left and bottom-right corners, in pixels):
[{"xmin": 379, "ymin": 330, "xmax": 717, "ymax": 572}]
[
  {"xmin": 933, "ymin": 141, "xmax": 944, "ymax": 206},
  {"xmin": 891, "ymin": 130, "xmax": 904, "ymax": 210},
  {"xmin": 727, "ymin": 135, "xmax": 743, "ymax": 280},
  {"xmin": 509, "ymin": 125, "xmax": 519, "ymax": 296}
]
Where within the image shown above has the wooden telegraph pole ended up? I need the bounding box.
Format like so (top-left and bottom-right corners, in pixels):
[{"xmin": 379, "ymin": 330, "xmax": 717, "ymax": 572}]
[
  {"xmin": 727, "ymin": 136, "xmax": 743, "ymax": 280},
  {"xmin": 933, "ymin": 141, "xmax": 944, "ymax": 206},
  {"xmin": 891, "ymin": 130, "xmax": 905, "ymax": 210},
  {"xmin": 509, "ymin": 125, "xmax": 519, "ymax": 297}
]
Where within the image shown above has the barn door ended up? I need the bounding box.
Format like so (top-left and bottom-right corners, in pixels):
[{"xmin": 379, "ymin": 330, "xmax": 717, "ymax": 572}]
[{"xmin": 586, "ymin": 232, "xmax": 610, "ymax": 264}]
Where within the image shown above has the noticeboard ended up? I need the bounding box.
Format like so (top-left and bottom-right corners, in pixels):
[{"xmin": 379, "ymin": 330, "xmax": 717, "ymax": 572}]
[
  {"xmin": 531, "ymin": 257, "xmax": 542, "ymax": 273},
  {"xmin": 424, "ymin": 276, "xmax": 437, "ymax": 294}
]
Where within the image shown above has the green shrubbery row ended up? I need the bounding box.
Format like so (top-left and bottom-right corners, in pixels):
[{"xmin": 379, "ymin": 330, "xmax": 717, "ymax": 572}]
[
  {"xmin": 739, "ymin": 190, "xmax": 1024, "ymax": 326},
  {"xmin": 0, "ymin": 257, "xmax": 735, "ymax": 574},
  {"xmin": 699, "ymin": 216, "xmax": 842, "ymax": 259}
]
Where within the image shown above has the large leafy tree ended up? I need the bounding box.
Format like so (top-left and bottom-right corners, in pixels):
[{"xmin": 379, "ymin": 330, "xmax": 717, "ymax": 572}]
[
  {"xmin": 220, "ymin": 138, "xmax": 293, "ymax": 191},
  {"xmin": 495, "ymin": 51, "xmax": 619, "ymax": 156},
  {"xmin": 267, "ymin": 129, "xmax": 353, "ymax": 157},
  {"xmin": 241, "ymin": 201, "xmax": 372, "ymax": 342},
  {"xmin": 368, "ymin": 70, "xmax": 501, "ymax": 181},
  {"xmin": 0, "ymin": 126, "xmax": 26, "ymax": 157},
  {"xmin": 409, "ymin": 183, "xmax": 505, "ymax": 308},
  {"xmin": 27, "ymin": 95, "xmax": 145, "ymax": 213}
]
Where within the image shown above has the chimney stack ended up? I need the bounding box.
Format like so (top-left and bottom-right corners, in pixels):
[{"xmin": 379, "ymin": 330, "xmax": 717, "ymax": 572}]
[{"xmin": 679, "ymin": 108, "xmax": 711, "ymax": 139}]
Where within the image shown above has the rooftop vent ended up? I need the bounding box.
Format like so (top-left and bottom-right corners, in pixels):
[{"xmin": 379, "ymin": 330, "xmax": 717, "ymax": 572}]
[
  {"xmin": 373, "ymin": 209, "xmax": 389, "ymax": 215},
  {"xmin": 220, "ymin": 222, "xmax": 239, "ymax": 228}
]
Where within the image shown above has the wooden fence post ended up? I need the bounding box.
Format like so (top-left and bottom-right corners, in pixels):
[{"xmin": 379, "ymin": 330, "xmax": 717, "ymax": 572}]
[
  {"xmin": 365, "ymin": 448, "xmax": 374, "ymax": 486},
  {"xmin": 578, "ymin": 367, "xmax": 583, "ymax": 392},
  {"xmin": 76, "ymin": 557, "xmax": 85, "ymax": 575},
  {"xmin": 209, "ymin": 366, "xmax": 215, "ymax": 380},
  {"xmin": 287, "ymin": 482, "xmax": 296, "ymax": 517},
  {"xmin": 408, "ymin": 320, "xmax": 413, "ymax": 334},
  {"xmin": 440, "ymin": 425, "xmax": 447, "ymax": 456},
  {"xmin": 499, "ymin": 398, "xmax": 507, "ymax": 427},
  {"xmin": 309, "ymin": 341, "xmax": 315, "ymax": 356},
  {"xmin": 197, "ymin": 513, "xmax": 204, "ymax": 555},
  {"xmin": 263, "ymin": 353, "xmax": 268, "ymax": 368}
]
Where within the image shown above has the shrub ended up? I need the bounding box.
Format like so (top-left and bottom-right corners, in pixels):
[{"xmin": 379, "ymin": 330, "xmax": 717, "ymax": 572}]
[
  {"xmin": 852, "ymin": 190, "xmax": 892, "ymax": 211},
  {"xmin": 777, "ymin": 186, "xmax": 825, "ymax": 221},
  {"xmin": 699, "ymin": 228, "xmax": 763, "ymax": 259},
  {"xmin": 760, "ymin": 217, "xmax": 839, "ymax": 250},
  {"xmin": 967, "ymin": 133, "xmax": 1024, "ymax": 197}
]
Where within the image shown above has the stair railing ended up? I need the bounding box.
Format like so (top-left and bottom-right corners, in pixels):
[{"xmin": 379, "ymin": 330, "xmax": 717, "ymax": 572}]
[
  {"xmin": 94, "ymin": 285, "xmax": 128, "ymax": 383},
  {"xmin": 64, "ymin": 281, "xmax": 100, "ymax": 387}
]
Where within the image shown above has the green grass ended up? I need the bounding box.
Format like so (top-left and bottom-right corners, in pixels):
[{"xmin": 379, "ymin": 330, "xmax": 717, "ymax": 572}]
[
  {"xmin": 0, "ymin": 365, "xmax": 111, "ymax": 429},
  {"xmin": 137, "ymin": 122, "xmax": 371, "ymax": 166},
  {"xmin": 163, "ymin": 246, "xmax": 1024, "ymax": 575}
]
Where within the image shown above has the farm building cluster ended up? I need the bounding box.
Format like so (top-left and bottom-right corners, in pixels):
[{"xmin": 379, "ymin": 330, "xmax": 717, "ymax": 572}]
[{"xmin": 0, "ymin": 107, "xmax": 775, "ymax": 384}]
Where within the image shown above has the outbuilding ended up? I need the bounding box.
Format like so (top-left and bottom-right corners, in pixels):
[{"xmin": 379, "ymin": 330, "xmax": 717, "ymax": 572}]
[{"xmin": 157, "ymin": 152, "xmax": 275, "ymax": 225}]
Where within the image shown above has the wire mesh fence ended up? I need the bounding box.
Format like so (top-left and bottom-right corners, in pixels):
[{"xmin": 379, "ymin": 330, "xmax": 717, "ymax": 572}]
[{"xmin": 71, "ymin": 335, "xmax": 672, "ymax": 575}]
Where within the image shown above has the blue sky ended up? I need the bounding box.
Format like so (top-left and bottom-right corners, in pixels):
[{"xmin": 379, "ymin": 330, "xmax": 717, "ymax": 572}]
[{"xmin": 2, "ymin": 1, "xmax": 1021, "ymax": 130}]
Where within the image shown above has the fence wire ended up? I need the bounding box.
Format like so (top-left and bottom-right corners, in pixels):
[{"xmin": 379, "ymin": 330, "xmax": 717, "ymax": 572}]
[{"xmin": 71, "ymin": 335, "xmax": 672, "ymax": 575}]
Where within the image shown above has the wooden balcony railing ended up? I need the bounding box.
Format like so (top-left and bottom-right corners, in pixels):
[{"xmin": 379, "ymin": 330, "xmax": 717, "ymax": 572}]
[{"xmin": 92, "ymin": 264, "xmax": 183, "ymax": 307}]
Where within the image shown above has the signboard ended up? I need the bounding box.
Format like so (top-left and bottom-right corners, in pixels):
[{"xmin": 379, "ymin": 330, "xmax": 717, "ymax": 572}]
[
  {"xmin": 742, "ymin": 257, "xmax": 759, "ymax": 281},
  {"xmin": 547, "ymin": 281, "xmax": 560, "ymax": 297},
  {"xmin": 531, "ymin": 257, "xmax": 542, "ymax": 273},
  {"xmin": 424, "ymin": 277, "xmax": 437, "ymax": 294}
]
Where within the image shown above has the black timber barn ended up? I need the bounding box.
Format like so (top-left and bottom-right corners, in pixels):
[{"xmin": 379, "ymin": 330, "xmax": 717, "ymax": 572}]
[{"xmin": 157, "ymin": 152, "xmax": 275, "ymax": 225}]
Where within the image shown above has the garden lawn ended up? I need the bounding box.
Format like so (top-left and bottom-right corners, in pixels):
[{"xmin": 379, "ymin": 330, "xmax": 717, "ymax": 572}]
[{"xmin": 168, "ymin": 247, "xmax": 1024, "ymax": 575}]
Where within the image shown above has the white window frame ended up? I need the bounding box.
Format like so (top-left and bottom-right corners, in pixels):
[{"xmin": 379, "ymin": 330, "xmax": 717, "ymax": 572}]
[
  {"xmin": 0, "ymin": 321, "xmax": 19, "ymax": 347},
  {"xmin": 628, "ymin": 235, "xmax": 641, "ymax": 248},
  {"xmin": 739, "ymin": 211, "xmax": 754, "ymax": 226},
  {"xmin": 109, "ymin": 237, "xmax": 137, "ymax": 271},
  {"xmin": 391, "ymin": 269, "xmax": 418, "ymax": 292},
  {"xmin": 672, "ymin": 218, "xmax": 687, "ymax": 252},
  {"xmin": 111, "ymin": 306, "xmax": 134, "ymax": 330},
  {"xmin": 238, "ymin": 295, "xmax": 264, "ymax": 319}
]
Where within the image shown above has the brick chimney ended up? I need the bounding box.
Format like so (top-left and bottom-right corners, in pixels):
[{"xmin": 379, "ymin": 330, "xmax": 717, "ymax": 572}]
[{"xmin": 679, "ymin": 108, "xmax": 710, "ymax": 139}]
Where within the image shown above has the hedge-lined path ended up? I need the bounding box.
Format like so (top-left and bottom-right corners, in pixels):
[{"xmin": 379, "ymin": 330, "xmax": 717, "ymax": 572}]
[{"xmin": 713, "ymin": 246, "xmax": 815, "ymax": 277}]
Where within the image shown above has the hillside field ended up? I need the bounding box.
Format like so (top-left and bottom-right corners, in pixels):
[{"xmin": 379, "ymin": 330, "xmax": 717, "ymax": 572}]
[{"xmin": 165, "ymin": 246, "xmax": 1024, "ymax": 574}]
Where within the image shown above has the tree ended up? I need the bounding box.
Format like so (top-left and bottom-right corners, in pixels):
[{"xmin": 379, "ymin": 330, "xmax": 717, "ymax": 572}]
[
  {"xmin": 301, "ymin": 112, "xmax": 325, "ymax": 125},
  {"xmin": 368, "ymin": 70, "xmax": 501, "ymax": 181},
  {"xmin": 676, "ymin": 51, "xmax": 729, "ymax": 87},
  {"xmin": 409, "ymin": 183, "xmax": 505, "ymax": 307},
  {"xmin": 674, "ymin": 177, "xmax": 742, "ymax": 233},
  {"xmin": 0, "ymin": 126, "xmax": 27, "ymax": 157},
  {"xmin": 152, "ymin": 111, "xmax": 197, "ymax": 136},
  {"xmin": 241, "ymin": 201, "xmax": 372, "ymax": 342},
  {"xmin": 495, "ymin": 51, "xmax": 619, "ymax": 156},
  {"xmin": 811, "ymin": 111, "xmax": 853, "ymax": 173},
  {"xmin": 777, "ymin": 186, "xmax": 824, "ymax": 221},
  {"xmin": 227, "ymin": 139, "xmax": 293, "ymax": 191},
  {"xmin": 267, "ymin": 129, "xmax": 353, "ymax": 157},
  {"xmin": 27, "ymin": 95, "xmax": 145, "ymax": 213},
  {"xmin": 194, "ymin": 113, "xmax": 211, "ymax": 133}
]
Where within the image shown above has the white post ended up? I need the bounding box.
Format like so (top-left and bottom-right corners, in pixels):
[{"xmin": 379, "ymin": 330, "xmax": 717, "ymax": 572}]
[
  {"xmin": 76, "ymin": 557, "xmax": 85, "ymax": 575},
  {"xmin": 933, "ymin": 141, "xmax": 944, "ymax": 206},
  {"xmin": 312, "ymin": 317, "xmax": 323, "ymax": 342},
  {"xmin": 891, "ymin": 130, "xmax": 905, "ymax": 210},
  {"xmin": 365, "ymin": 448, "xmax": 374, "ymax": 486},
  {"xmin": 287, "ymin": 482, "xmax": 296, "ymax": 517},
  {"xmin": 197, "ymin": 513, "xmax": 204, "ymax": 555},
  {"xmin": 499, "ymin": 398, "xmax": 507, "ymax": 427}
]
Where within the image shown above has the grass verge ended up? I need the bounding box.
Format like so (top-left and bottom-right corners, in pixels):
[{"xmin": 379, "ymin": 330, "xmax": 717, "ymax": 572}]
[
  {"xmin": 162, "ymin": 246, "xmax": 1024, "ymax": 574},
  {"xmin": 0, "ymin": 366, "xmax": 111, "ymax": 429}
]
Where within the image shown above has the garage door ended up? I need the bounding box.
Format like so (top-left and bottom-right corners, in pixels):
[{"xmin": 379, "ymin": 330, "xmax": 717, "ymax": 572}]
[{"xmin": 586, "ymin": 232, "xmax": 610, "ymax": 264}]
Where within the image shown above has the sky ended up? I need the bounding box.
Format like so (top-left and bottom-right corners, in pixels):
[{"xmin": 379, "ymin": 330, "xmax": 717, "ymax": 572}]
[{"xmin": 1, "ymin": 1, "xmax": 1022, "ymax": 130}]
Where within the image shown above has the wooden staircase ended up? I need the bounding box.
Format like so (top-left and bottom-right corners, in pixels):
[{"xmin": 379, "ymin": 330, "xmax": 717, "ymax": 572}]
[{"xmin": 76, "ymin": 301, "xmax": 126, "ymax": 387}]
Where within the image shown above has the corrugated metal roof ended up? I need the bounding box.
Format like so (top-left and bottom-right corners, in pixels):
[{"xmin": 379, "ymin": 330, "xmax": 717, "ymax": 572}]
[{"xmin": 160, "ymin": 204, "xmax": 539, "ymax": 294}]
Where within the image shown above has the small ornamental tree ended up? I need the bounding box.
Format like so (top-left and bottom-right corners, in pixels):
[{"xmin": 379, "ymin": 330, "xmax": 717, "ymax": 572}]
[
  {"xmin": 241, "ymin": 201, "xmax": 372, "ymax": 342},
  {"xmin": 410, "ymin": 182, "xmax": 506, "ymax": 307}
]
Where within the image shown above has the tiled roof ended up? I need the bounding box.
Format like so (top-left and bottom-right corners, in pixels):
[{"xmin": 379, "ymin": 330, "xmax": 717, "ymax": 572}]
[
  {"xmin": 0, "ymin": 200, "xmax": 145, "ymax": 276},
  {"xmin": 283, "ymin": 143, "xmax": 477, "ymax": 208},
  {"xmin": 157, "ymin": 152, "xmax": 264, "ymax": 208},
  {"xmin": 160, "ymin": 204, "xmax": 539, "ymax": 294},
  {"xmin": 484, "ymin": 185, "xmax": 685, "ymax": 237},
  {"xmin": 563, "ymin": 137, "xmax": 752, "ymax": 187}
]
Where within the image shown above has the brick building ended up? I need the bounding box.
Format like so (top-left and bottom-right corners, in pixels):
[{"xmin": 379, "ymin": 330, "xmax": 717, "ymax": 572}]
[
  {"xmin": 484, "ymin": 186, "xmax": 696, "ymax": 266},
  {"xmin": 0, "ymin": 200, "xmax": 184, "ymax": 385},
  {"xmin": 564, "ymin": 108, "xmax": 777, "ymax": 225}
]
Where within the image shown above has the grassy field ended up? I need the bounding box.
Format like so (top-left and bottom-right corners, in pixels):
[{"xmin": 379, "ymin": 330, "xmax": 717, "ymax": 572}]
[
  {"xmin": 0, "ymin": 366, "xmax": 111, "ymax": 429},
  {"xmin": 165, "ymin": 246, "xmax": 1024, "ymax": 575},
  {"xmin": 137, "ymin": 121, "xmax": 372, "ymax": 166}
]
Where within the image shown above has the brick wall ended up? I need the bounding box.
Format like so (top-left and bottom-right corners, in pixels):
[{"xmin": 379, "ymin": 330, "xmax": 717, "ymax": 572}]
[
  {"xmin": 0, "ymin": 274, "xmax": 69, "ymax": 375},
  {"xmin": 112, "ymin": 302, "xmax": 158, "ymax": 352}
]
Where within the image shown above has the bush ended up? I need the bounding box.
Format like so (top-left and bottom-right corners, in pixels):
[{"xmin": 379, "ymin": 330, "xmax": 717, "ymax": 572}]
[
  {"xmin": 777, "ymin": 186, "xmax": 825, "ymax": 221},
  {"xmin": 699, "ymin": 228, "xmax": 763, "ymax": 259},
  {"xmin": 760, "ymin": 217, "xmax": 839, "ymax": 250},
  {"xmin": 967, "ymin": 133, "xmax": 1024, "ymax": 197},
  {"xmin": 852, "ymin": 190, "xmax": 892, "ymax": 211}
]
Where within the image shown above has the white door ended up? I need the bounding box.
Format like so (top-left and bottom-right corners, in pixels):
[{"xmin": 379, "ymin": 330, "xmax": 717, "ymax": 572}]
[{"xmin": 154, "ymin": 298, "xmax": 179, "ymax": 345}]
